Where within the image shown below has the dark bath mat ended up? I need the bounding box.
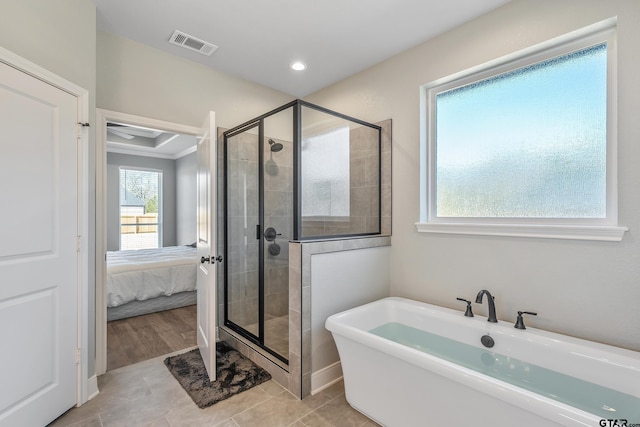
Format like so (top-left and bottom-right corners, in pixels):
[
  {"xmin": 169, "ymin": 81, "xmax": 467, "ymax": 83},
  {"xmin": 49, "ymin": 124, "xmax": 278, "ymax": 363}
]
[{"xmin": 164, "ymin": 342, "xmax": 271, "ymax": 408}]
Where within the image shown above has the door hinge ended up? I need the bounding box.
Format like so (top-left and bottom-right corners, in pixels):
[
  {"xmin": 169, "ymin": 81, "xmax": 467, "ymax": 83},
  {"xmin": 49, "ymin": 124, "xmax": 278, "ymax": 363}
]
[
  {"xmin": 77, "ymin": 122, "xmax": 89, "ymax": 139},
  {"xmin": 76, "ymin": 348, "xmax": 81, "ymax": 364}
]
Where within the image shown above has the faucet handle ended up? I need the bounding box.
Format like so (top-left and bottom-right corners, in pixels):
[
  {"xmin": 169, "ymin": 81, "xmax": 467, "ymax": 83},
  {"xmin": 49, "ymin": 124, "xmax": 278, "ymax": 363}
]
[
  {"xmin": 514, "ymin": 311, "xmax": 537, "ymax": 330},
  {"xmin": 456, "ymin": 298, "xmax": 474, "ymax": 317}
]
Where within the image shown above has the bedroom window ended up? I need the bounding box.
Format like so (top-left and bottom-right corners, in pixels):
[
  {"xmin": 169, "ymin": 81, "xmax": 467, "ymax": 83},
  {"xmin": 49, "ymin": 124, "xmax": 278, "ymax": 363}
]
[
  {"xmin": 417, "ymin": 20, "xmax": 626, "ymax": 241},
  {"xmin": 119, "ymin": 168, "xmax": 162, "ymax": 250}
]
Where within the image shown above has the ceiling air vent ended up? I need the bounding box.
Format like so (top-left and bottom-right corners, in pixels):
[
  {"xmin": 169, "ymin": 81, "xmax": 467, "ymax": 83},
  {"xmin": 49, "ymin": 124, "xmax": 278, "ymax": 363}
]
[{"xmin": 169, "ymin": 30, "xmax": 218, "ymax": 56}]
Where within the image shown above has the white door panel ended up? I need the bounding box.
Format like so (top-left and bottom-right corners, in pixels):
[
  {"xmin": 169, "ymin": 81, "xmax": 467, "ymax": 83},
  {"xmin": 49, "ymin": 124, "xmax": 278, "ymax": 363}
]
[
  {"xmin": 197, "ymin": 111, "xmax": 217, "ymax": 380},
  {"xmin": 0, "ymin": 61, "xmax": 78, "ymax": 426}
]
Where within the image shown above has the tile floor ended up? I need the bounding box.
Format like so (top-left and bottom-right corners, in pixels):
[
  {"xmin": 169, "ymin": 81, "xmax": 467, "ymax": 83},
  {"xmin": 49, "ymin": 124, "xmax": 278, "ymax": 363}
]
[{"xmin": 49, "ymin": 347, "xmax": 380, "ymax": 427}]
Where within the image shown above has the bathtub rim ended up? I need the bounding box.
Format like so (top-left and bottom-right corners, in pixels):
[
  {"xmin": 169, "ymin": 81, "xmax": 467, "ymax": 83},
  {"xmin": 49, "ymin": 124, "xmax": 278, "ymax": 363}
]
[{"xmin": 327, "ymin": 296, "xmax": 640, "ymax": 362}]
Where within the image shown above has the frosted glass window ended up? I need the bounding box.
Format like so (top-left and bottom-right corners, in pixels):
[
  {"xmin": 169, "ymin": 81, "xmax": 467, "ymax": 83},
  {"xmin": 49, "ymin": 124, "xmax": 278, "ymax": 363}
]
[
  {"xmin": 435, "ymin": 43, "xmax": 607, "ymax": 219},
  {"xmin": 301, "ymin": 126, "xmax": 350, "ymax": 216}
]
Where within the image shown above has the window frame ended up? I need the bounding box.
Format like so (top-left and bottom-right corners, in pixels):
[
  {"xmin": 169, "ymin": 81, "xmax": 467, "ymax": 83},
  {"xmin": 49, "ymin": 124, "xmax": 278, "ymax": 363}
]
[
  {"xmin": 118, "ymin": 166, "xmax": 163, "ymax": 250},
  {"xmin": 417, "ymin": 19, "xmax": 626, "ymax": 241}
]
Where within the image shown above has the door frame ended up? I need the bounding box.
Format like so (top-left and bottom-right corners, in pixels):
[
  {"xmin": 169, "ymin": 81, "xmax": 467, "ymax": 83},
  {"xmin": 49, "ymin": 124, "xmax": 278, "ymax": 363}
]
[
  {"xmin": 0, "ymin": 46, "xmax": 91, "ymax": 404},
  {"xmin": 95, "ymin": 109, "xmax": 200, "ymax": 375}
]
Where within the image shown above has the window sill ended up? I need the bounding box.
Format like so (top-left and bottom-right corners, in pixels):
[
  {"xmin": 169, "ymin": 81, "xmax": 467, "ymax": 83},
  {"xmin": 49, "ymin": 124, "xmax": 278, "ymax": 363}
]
[{"xmin": 414, "ymin": 222, "xmax": 627, "ymax": 242}]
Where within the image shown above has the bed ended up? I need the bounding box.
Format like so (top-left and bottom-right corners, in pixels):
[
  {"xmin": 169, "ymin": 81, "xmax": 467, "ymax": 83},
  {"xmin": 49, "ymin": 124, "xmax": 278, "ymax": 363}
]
[{"xmin": 107, "ymin": 245, "xmax": 198, "ymax": 321}]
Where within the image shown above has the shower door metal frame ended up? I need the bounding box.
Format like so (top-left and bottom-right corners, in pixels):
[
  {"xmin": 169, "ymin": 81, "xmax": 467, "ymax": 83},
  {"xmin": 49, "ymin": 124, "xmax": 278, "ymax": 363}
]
[
  {"xmin": 223, "ymin": 109, "xmax": 292, "ymax": 364},
  {"xmin": 222, "ymin": 99, "xmax": 383, "ymax": 365},
  {"xmin": 295, "ymin": 100, "xmax": 383, "ymax": 240}
]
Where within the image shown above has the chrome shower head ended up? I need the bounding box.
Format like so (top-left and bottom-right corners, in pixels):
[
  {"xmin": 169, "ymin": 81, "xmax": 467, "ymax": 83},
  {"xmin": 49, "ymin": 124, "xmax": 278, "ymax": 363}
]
[{"xmin": 268, "ymin": 139, "xmax": 283, "ymax": 152}]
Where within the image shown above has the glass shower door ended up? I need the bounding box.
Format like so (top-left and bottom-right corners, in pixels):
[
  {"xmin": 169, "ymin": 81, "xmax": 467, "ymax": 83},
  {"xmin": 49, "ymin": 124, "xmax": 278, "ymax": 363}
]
[{"xmin": 225, "ymin": 126, "xmax": 260, "ymax": 337}]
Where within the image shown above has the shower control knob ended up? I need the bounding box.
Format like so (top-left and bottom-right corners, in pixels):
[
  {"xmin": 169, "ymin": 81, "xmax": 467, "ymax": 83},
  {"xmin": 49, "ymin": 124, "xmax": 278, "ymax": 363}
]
[{"xmin": 264, "ymin": 227, "xmax": 281, "ymax": 242}]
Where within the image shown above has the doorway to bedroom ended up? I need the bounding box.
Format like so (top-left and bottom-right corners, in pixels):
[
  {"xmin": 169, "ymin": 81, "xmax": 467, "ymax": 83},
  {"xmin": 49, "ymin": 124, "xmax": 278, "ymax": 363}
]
[{"xmin": 96, "ymin": 110, "xmax": 201, "ymax": 372}]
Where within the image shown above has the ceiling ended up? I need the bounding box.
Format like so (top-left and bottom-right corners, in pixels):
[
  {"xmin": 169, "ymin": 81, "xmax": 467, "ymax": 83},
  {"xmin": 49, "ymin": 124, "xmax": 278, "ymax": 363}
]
[
  {"xmin": 94, "ymin": 0, "xmax": 511, "ymax": 98},
  {"xmin": 106, "ymin": 122, "xmax": 197, "ymax": 159}
]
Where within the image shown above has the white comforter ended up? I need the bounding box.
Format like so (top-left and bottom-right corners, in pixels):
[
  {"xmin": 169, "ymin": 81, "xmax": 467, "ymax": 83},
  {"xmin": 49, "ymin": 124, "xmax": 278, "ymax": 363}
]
[{"xmin": 107, "ymin": 246, "xmax": 198, "ymax": 308}]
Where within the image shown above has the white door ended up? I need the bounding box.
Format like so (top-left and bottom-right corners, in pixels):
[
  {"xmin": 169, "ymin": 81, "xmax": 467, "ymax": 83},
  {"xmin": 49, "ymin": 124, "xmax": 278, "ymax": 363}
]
[
  {"xmin": 196, "ymin": 111, "xmax": 218, "ymax": 380},
  {"xmin": 0, "ymin": 61, "xmax": 79, "ymax": 426}
]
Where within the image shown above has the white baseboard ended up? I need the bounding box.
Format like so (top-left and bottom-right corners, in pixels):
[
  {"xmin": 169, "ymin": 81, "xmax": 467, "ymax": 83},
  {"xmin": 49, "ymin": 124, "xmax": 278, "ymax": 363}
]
[
  {"xmin": 311, "ymin": 361, "xmax": 343, "ymax": 395},
  {"xmin": 86, "ymin": 375, "xmax": 99, "ymax": 401}
]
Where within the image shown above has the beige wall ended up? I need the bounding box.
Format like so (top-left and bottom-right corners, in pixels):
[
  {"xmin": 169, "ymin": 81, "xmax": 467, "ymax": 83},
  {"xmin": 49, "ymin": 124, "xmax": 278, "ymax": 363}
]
[
  {"xmin": 306, "ymin": 0, "xmax": 640, "ymax": 352},
  {"xmin": 1, "ymin": 0, "xmax": 98, "ymax": 375},
  {"xmin": 0, "ymin": 0, "xmax": 96, "ymax": 95},
  {"xmin": 97, "ymin": 31, "xmax": 293, "ymax": 129}
]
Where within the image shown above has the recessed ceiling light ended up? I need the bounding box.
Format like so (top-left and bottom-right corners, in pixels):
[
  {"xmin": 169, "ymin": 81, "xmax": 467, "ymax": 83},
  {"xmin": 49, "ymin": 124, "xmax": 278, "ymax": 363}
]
[{"xmin": 290, "ymin": 61, "xmax": 307, "ymax": 71}]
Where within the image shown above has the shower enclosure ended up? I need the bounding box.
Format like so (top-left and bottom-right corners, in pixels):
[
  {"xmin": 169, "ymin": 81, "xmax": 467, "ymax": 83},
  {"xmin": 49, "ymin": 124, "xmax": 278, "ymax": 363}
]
[{"xmin": 222, "ymin": 100, "xmax": 382, "ymax": 363}]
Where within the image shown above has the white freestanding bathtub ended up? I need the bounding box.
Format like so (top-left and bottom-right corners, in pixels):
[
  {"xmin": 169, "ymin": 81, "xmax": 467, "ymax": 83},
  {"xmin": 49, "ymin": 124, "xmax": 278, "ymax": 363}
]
[{"xmin": 326, "ymin": 297, "xmax": 640, "ymax": 427}]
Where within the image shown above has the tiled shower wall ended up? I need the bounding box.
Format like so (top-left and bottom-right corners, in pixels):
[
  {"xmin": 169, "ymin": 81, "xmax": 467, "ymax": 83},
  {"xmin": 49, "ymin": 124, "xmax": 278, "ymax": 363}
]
[
  {"xmin": 350, "ymin": 123, "xmax": 383, "ymax": 234},
  {"xmin": 263, "ymin": 138, "xmax": 293, "ymax": 322}
]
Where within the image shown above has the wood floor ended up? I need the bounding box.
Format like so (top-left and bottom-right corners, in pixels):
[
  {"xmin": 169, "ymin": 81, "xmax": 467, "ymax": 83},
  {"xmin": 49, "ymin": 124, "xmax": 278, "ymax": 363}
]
[{"xmin": 107, "ymin": 305, "xmax": 197, "ymax": 371}]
